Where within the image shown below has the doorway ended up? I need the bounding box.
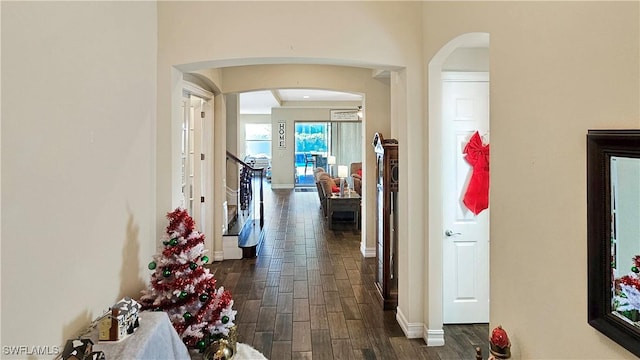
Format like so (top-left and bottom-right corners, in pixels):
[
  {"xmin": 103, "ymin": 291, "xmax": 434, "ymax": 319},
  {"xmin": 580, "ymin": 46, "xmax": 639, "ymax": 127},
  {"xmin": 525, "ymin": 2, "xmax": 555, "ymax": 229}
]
[
  {"xmin": 294, "ymin": 121, "xmax": 330, "ymax": 187},
  {"xmin": 441, "ymin": 72, "xmax": 490, "ymax": 323},
  {"xmin": 427, "ymin": 32, "xmax": 490, "ymax": 346},
  {"xmin": 180, "ymin": 85, "xmax": 214, "ymax": 252}
]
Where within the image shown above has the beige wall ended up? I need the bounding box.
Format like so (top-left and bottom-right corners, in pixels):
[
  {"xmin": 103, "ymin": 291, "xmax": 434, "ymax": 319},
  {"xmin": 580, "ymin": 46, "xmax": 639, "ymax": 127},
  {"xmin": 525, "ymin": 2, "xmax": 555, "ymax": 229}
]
[
  {"xmin": 1, "ymin": 2, "xmax": 157, "ymax": 358},
  {"xmin": 1, "ymin": 2, "xmax": 639, "ymax": 359},
  {"xmin": 424, "ymin": 1, "xmax": 639, "ymax": 358}
]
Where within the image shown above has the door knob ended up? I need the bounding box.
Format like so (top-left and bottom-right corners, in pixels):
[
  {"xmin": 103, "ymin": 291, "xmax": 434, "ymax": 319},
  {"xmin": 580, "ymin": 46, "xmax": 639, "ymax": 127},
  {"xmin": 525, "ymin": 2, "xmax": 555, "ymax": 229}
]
[{"xmin": 445, "ymin": 229, "xmax": 461, "ymax": 237}]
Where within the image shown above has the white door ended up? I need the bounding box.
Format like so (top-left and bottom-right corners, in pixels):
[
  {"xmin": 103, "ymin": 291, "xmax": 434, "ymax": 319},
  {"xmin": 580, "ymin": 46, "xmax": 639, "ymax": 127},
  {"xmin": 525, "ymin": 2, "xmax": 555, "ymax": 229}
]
[
  {"xmin": 182, "ymin": 95, "xmax": 211, "ymax": 233},
  {"xmin": 442, "ymin": 72, "xmax": 490, "ymax": 324}
]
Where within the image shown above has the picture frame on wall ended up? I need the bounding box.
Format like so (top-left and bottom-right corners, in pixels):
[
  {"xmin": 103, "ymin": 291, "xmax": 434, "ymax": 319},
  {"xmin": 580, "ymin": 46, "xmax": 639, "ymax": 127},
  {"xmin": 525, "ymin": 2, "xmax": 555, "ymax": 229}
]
[{"xmin": 330, "ymin": 109, "xmax": 360, "ymax": 121}]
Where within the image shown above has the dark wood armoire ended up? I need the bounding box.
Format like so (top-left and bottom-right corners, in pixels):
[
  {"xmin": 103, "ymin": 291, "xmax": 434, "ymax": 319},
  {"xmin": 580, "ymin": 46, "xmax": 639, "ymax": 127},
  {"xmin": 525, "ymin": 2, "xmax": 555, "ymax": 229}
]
[{"xmin": 372, "ymin": 133, "xmax": 398, "ymax": 310}]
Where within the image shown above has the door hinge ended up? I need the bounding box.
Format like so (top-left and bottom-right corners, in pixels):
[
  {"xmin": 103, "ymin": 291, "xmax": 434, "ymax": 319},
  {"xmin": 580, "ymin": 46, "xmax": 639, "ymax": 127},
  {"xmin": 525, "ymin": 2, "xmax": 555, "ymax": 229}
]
[
  {"xmin": 201, "ymin": 111, "xmax": 205, "ymax": 118},
  {"xmin": 201, "ymin": 153, "xmax": 205, "ymax": 160},
  {"xmin": 201, "ymin": 196, "xmax": 205, "ymax": 203}
]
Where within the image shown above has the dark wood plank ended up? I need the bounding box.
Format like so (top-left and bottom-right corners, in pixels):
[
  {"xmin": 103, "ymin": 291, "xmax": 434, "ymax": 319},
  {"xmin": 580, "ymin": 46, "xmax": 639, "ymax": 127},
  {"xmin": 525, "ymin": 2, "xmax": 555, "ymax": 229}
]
[
  {"xmin": 255, "ymin": 306, "xmax": 276, "ymax": 332},
  {"xmin": 238, "ymin": 299, "xmax": 261, "ymax": 323},
  {"xmin": 307, "ymin": 269, "xmax": 322, "ymax": 285},
  {"xmin": 282, "ymin": 262, "xmax": 295, "ymax": 276},
  {"xmin": 292, "ymin": 351, "xmax": 313, "ymax": 360},
  {"xmin": 346, "ymin": 319, "xmax": 370, "ymax": 350},
  {"xmin": 266, "ymin": 271, "xmax": 280, "ymax": 287},
  {"xmin": 325, "ymin": 291, "xmax": 343, "ymax": 313},
  {"xmin": 341, "ymin": 297, "xmax": 362, "ymax": 320},
  {"xmin": 327, "ymin": 311, "xmax": 350, "ymax": 339},
  {"xmin": 294, "ymin": 280, "xmax": 309, "ymax": 299},
  {"xmin": 389, "ymin": 336, "xmax": 421, "ymax": 360},
  {"xmin": 277, "ymin": 293, "xmax": 294, "ymax": 314},
  {"xmin": 274, "ymin": 313, "xmax": 293, "ymax": 341},
  {"xmin": 331, "ymin": 339, "xmax": 354, "ymax": 360},
  {"xmin": 311, "ymin": 329, "xmax": 334, "ymax": 360},
  {"xmin": 237, "ymin": 321, "xmax": 256, "ymax": 345},
  {"xmin": 294, "ymin": 266, "xmax": 308, "ymax": 280},
  {"xmin": 248, "ymin": 280, "xmax": 267, "ymax": 300},
  {"xmin": 252, "ymin": 331, "xmax": 273, "ymax": 359},
  {"xmin": 293, "ymin": 298, "xmax": 310, "ymax": 322},
  {"xmin": 336, "ymin": 279, "xmax": 356, "ymax": 298},
  {"xmin": 321, "ymin": 275, "xmax": 339, "ymax": 292},
  {"xmin": 271, "ymin": 341, "xmax": 292, "ymax": 360},
  {"xmin": 279, "ymin": 275, "xmax": 294, "ymax": 293},
  {"xmin": 309, "ymin": 285, "xmax": 325, "ymax": 305},
  {"xmin": 262, "ymin": 286, "xmax": 278, "ymax": 306},
  {"xmin": 310, "ymin": 304, "xmax": 329, "ymax": 330},
  {"xmin": 292, "ymin": 321, "xmax": 312, "ymax": 352}
]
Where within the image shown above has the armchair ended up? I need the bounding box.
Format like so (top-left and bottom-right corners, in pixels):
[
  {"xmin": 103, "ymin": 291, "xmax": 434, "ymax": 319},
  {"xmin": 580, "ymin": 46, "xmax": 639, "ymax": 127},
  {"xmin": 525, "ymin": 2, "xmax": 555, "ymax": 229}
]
[{"xmin": 314, "ymin": 168, "xmax": 340, "ymax": 216}]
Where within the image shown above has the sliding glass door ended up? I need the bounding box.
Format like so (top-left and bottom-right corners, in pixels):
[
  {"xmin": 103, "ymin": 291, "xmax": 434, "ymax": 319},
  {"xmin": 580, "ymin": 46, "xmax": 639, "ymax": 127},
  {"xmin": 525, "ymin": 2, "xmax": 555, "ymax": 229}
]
[
  {"xmin": 294, "ymin": 122, "xmax": 329, "ymax": 186},
  {"xmin": 294, "ymin": 121, "xmax": 362, "ymax": 187}
]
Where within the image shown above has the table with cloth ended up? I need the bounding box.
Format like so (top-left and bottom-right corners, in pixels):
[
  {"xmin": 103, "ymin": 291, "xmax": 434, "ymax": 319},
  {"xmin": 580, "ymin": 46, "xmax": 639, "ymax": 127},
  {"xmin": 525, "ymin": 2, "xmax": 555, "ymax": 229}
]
[
  {"xmin": 93, "ymin": 311, "xmax": 191, "ymax": 359},
  {"xmin": 91, "ymin": 311, "xmax": 267, "ymax": 360}
]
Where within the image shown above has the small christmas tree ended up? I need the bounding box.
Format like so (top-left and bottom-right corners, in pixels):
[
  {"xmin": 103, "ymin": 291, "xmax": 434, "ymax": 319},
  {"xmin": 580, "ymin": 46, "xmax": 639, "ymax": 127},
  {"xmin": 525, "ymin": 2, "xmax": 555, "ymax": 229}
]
[{"xmin": 140, "ymin": 208, "xmax": 236, "ymax": 352}]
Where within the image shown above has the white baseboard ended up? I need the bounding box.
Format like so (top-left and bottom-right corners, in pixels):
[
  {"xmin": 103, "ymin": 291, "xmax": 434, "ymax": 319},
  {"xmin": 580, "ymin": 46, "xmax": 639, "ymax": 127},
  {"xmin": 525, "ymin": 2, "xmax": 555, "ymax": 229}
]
[
  {"xmin": 270, "ymin": 184, "xmax": 294, "ymax": 190},
  {"xmin": 396, "ymin": 306, "xmax": 424, "ymax": 339},
  {"xmin": 213, "ymin": 251, "xmax": 224, "ymax": 262},
  {"xmin": 360, "ymin": 245, "xmax": 375, "ymax": 258},
  {"xmin": 425, "ymin": 326, "xmax": 445, "ymax": 346},
  {"xmin": 222, "ymin": 236, "xmax": 243, "ymax": 260}
]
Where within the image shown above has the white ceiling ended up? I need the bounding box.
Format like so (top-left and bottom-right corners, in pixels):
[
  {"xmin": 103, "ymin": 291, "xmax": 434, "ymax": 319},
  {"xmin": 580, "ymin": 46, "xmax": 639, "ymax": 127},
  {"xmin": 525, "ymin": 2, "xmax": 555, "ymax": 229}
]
[{"xmin": 240, "ymin": 89, "xmax": 362, "ymax": 114}]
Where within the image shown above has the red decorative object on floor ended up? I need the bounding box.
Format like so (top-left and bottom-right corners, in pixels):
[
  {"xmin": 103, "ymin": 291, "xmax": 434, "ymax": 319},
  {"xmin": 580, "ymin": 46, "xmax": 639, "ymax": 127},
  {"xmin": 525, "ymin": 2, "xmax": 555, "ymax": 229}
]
[
  {"xmin": 489, "ymin": 325, "xmax": 511, "ymax": 359},
  {"xmin": 139, "ymin": 208, "xmax": 237, "ymax": 353},
  {"xmin": 463, "ymin": 131, "xmax": 490, "ymax": 215}
]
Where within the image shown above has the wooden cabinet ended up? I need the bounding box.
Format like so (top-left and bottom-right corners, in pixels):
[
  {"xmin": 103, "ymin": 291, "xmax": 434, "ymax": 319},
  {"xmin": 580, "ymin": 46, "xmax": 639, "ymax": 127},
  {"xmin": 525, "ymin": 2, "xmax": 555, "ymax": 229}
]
[{"xmin": 372, "ymin": 133, "xmax": 398, "ymax": 310}]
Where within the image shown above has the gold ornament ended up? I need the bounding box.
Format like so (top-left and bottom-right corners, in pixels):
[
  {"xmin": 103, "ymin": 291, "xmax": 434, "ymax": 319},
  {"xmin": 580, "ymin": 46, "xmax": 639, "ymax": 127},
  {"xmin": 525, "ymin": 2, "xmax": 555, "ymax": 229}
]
[
  {"xmin": 203, "ymin": 339, "xmax": 234, "ymax": 360},
  {"xmin": 203, "ymin": 326, "xmax": 238, "ymax": 360}
]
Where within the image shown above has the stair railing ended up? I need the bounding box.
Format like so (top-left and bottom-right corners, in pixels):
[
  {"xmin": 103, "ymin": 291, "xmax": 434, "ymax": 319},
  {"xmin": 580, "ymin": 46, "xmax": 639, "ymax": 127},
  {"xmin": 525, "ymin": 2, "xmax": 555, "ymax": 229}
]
[{"xmin": 226, "ymin": 151, "xmax": 265, "ymax": 228}]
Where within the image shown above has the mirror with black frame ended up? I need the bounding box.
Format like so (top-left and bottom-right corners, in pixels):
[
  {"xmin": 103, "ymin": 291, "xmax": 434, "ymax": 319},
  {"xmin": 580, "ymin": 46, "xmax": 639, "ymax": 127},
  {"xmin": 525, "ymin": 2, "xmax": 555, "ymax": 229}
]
[{"xmin": 587, "ymin": 130, "xmax": 640, "ymax": 357}]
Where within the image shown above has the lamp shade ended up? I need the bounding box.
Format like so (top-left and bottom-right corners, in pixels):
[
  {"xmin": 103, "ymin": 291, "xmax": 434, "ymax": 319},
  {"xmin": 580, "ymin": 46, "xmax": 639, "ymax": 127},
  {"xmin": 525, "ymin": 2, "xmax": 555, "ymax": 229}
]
[
  {"xmin": 337, "ymin": 165, "xmax": 349, "ymax": 178},
  {"xmin": 327, "ymin": 155, "xmax": 336, "ymax": 165}
]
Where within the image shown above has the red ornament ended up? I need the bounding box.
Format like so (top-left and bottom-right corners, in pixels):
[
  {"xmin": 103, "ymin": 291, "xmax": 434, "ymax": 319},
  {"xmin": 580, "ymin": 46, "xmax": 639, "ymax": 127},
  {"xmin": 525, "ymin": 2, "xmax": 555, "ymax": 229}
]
[
  {"xmin": 491, "ymin": 326, "xmax": 509, "ymax": 348},
  {"xmin": 490, "ymin": 325, "xmax": 511, "ymax": 358}
]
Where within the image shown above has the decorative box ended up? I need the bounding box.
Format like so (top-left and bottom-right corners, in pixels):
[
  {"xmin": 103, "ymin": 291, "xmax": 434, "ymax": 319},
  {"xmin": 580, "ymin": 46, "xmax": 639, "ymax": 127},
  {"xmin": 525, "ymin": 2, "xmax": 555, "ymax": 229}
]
[{"xmin": 98, "ymin": 297, "xmax": 141, "ymax": 341}]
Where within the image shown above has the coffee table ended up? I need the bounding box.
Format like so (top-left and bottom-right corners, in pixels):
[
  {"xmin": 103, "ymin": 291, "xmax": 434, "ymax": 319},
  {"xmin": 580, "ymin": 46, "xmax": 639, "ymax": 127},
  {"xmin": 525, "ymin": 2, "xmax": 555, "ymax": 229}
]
[{"xmin": 326, "ymin": 191, "xmax": 361, "ymax": 229}]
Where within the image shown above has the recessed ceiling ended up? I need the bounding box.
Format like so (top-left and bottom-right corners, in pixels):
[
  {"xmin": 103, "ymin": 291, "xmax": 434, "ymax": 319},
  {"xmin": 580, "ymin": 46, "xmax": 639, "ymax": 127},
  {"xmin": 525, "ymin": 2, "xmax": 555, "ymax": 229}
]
[
  {"xmin": 240, "ymin": 89, "xmax": 362, "ymax": 114},
  {"xmin": 239, "ymin": 91, "xmax": 280, "ymax": 115}
]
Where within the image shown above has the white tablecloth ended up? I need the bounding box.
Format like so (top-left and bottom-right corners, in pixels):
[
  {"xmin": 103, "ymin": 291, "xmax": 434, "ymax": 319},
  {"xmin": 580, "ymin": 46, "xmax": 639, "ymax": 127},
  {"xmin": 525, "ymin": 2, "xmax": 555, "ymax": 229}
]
[{"xmin": 93, "ymin": 311, "xmax": 191, "ymax": 360}]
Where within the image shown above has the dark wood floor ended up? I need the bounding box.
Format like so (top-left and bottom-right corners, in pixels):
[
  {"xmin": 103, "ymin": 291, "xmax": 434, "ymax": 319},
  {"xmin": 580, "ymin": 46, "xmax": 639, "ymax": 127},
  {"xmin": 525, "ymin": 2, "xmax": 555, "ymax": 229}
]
[{"xmin": 207, "ymin": 186, "xmax": 489, "ymax": 359}]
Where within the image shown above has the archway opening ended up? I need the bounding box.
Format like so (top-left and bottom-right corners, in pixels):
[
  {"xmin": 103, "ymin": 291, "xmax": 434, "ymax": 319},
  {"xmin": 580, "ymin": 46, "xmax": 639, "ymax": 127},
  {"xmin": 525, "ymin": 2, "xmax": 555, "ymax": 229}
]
[{"xmin": 426, "ymin": 32, "xmax": 490, "ymax": 346}]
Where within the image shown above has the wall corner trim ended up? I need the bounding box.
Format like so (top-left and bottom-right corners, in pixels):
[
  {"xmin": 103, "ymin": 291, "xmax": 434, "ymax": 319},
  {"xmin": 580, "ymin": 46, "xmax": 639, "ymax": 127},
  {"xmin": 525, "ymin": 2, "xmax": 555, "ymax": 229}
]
[
  {"xmin": 424, "ymin": 326, "xmax": 445, "ymax": 347},
  {"xmin": 361, "ymin": 246, "xmax": 376, "ymax": 258},
  {"xmin": 213, "ymin": 251, "xmax": 225, "ymax": 262},
  {"xmin": 396, "ymin": 307, "xmax": 424, "ymax": 338}
]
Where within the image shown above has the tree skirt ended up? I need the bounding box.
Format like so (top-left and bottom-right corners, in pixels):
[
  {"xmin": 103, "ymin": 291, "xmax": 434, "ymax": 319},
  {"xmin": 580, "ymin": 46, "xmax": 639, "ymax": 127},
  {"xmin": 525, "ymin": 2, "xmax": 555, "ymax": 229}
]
[
  {"xmin": 236, "ymin": 343, "xmax": 267, "ymax": 359},
  {"xmin": 190, "ymin": 343, "xmax": 267, "ymax": 360}
]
